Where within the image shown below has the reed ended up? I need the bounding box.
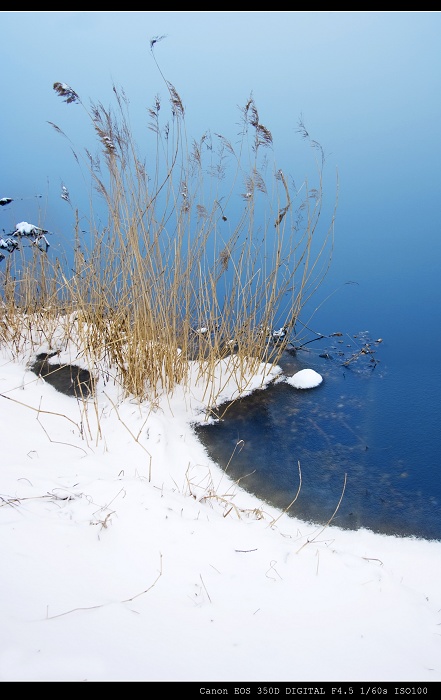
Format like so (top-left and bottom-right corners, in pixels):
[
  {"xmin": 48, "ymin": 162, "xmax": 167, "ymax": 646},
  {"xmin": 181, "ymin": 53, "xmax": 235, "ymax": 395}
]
[{"xmin": 0, "ymin": 59, "xmax": 337, "ymax": 413}]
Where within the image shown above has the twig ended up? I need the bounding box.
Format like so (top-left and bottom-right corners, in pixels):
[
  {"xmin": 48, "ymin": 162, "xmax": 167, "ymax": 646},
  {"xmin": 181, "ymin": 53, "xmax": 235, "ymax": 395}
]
[
  {"xmin": 121, "ymin": 553, "xmax": 163, "ymax": 602},
  {"xmin": 269, "ymin": 460, "xmax": 302, "ymax": 527},
  {"xmin": 46, "ymin": 553, "xmax": 163, "ymax": 618},
  {"xmin": 199, "ymin": 574, "xmax": 212, "ymax": 603},
  {"xmin": 362, "ymin": 557, "xmax": 384, "ymax": 566},
  {"xmin": 0, "ymin": 392, "xmax": 80, "ymax": 430},
  {"xmin": 36, "ymin": 397, "xmax": 89, "ymax": 456},
  {"xmin": 296, "ymin": 473, "xmax": 347, "ymax": 554}
]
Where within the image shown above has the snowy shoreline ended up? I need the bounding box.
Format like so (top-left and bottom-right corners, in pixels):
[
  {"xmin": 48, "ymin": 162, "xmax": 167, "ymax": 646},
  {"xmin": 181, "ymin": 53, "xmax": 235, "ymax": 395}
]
[{"xmin": 1, "ymin": 343, "xmax": 440, "ymax": 681}]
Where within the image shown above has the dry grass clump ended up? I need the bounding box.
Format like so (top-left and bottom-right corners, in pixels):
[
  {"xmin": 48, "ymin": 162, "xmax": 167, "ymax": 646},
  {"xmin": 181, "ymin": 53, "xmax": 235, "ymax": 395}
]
[{"xmin": 0, "ymin": 59, "xmax": 336, "ymax": 411}]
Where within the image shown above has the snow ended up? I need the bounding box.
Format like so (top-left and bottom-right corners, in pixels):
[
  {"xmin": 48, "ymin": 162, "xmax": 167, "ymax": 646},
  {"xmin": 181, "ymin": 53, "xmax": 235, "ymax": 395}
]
[
  {"xmin": 0, "ymin": 324, "xmax": 440, "ymax": 683},
  {"xmin": 13, "ymin": 221, "xmax": 45, "ymax": 236},
  {"xmin": 285, "ymin": 368, "xmax": 323, "ymax": 389}
]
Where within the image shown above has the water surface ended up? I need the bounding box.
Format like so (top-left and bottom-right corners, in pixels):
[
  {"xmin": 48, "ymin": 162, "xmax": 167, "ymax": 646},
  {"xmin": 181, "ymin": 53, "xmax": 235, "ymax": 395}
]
[{"xmin": 195, "ymin": 323, "xmax": 441, "ymax": 541}]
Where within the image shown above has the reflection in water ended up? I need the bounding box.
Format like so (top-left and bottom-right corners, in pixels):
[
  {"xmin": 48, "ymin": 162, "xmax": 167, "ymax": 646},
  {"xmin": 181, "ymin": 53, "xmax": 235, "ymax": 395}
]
[{"xmin": 194, "ymin": 342, "xmax": 441, "ymax": 541}]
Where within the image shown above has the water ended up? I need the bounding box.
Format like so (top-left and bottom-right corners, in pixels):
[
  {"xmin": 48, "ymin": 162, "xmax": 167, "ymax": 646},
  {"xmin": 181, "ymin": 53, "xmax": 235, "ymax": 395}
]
[
  {"xmin": 196, "ymin": 284, "xmax": 441, "ymax": 539},
  {"xmin": 193, "ymin": 125, "xmax": 441, "ymax": 542}
]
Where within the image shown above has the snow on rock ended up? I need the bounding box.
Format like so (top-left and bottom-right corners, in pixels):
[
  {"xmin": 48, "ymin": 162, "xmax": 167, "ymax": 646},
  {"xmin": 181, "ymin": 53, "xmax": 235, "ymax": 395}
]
[{"xmin": 286, "ymin": 368, "xmax": 323, "ymax": 389}]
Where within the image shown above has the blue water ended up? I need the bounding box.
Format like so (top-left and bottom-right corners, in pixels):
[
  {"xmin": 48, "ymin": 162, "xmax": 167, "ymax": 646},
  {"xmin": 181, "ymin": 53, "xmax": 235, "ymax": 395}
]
[
  {"xmin": 195, "ymin": 331, "xmax": 441, "ymax": 540},
  {"xmin": 194, "ymin": 198, "xmax": 441, "ymax": 541}
]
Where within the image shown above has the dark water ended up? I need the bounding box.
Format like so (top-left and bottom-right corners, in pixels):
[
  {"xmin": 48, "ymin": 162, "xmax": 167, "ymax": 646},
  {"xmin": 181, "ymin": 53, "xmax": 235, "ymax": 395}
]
[{"xmin": 194, "ymin": 319, "xmax": 441, "ymax": 541}]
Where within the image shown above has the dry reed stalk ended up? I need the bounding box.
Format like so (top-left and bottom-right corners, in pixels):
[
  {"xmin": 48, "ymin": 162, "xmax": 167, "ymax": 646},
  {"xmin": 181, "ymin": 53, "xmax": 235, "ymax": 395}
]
[{"xmin": 1, "ymin": 63, "xmax": 336, "ymax": 418}]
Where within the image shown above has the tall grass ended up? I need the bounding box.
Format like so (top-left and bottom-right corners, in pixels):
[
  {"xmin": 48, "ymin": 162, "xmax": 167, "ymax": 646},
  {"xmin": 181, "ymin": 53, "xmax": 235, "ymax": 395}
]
[{"xmin": 0, "ymin": 60, "xmax": 337, "ymax": 410}]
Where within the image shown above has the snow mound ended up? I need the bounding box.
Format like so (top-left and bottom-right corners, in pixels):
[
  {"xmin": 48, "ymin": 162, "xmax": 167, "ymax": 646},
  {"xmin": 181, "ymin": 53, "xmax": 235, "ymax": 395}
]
[{"xmin": 286, "ymin": 368, "xmax": 323, "ymax": 389}]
